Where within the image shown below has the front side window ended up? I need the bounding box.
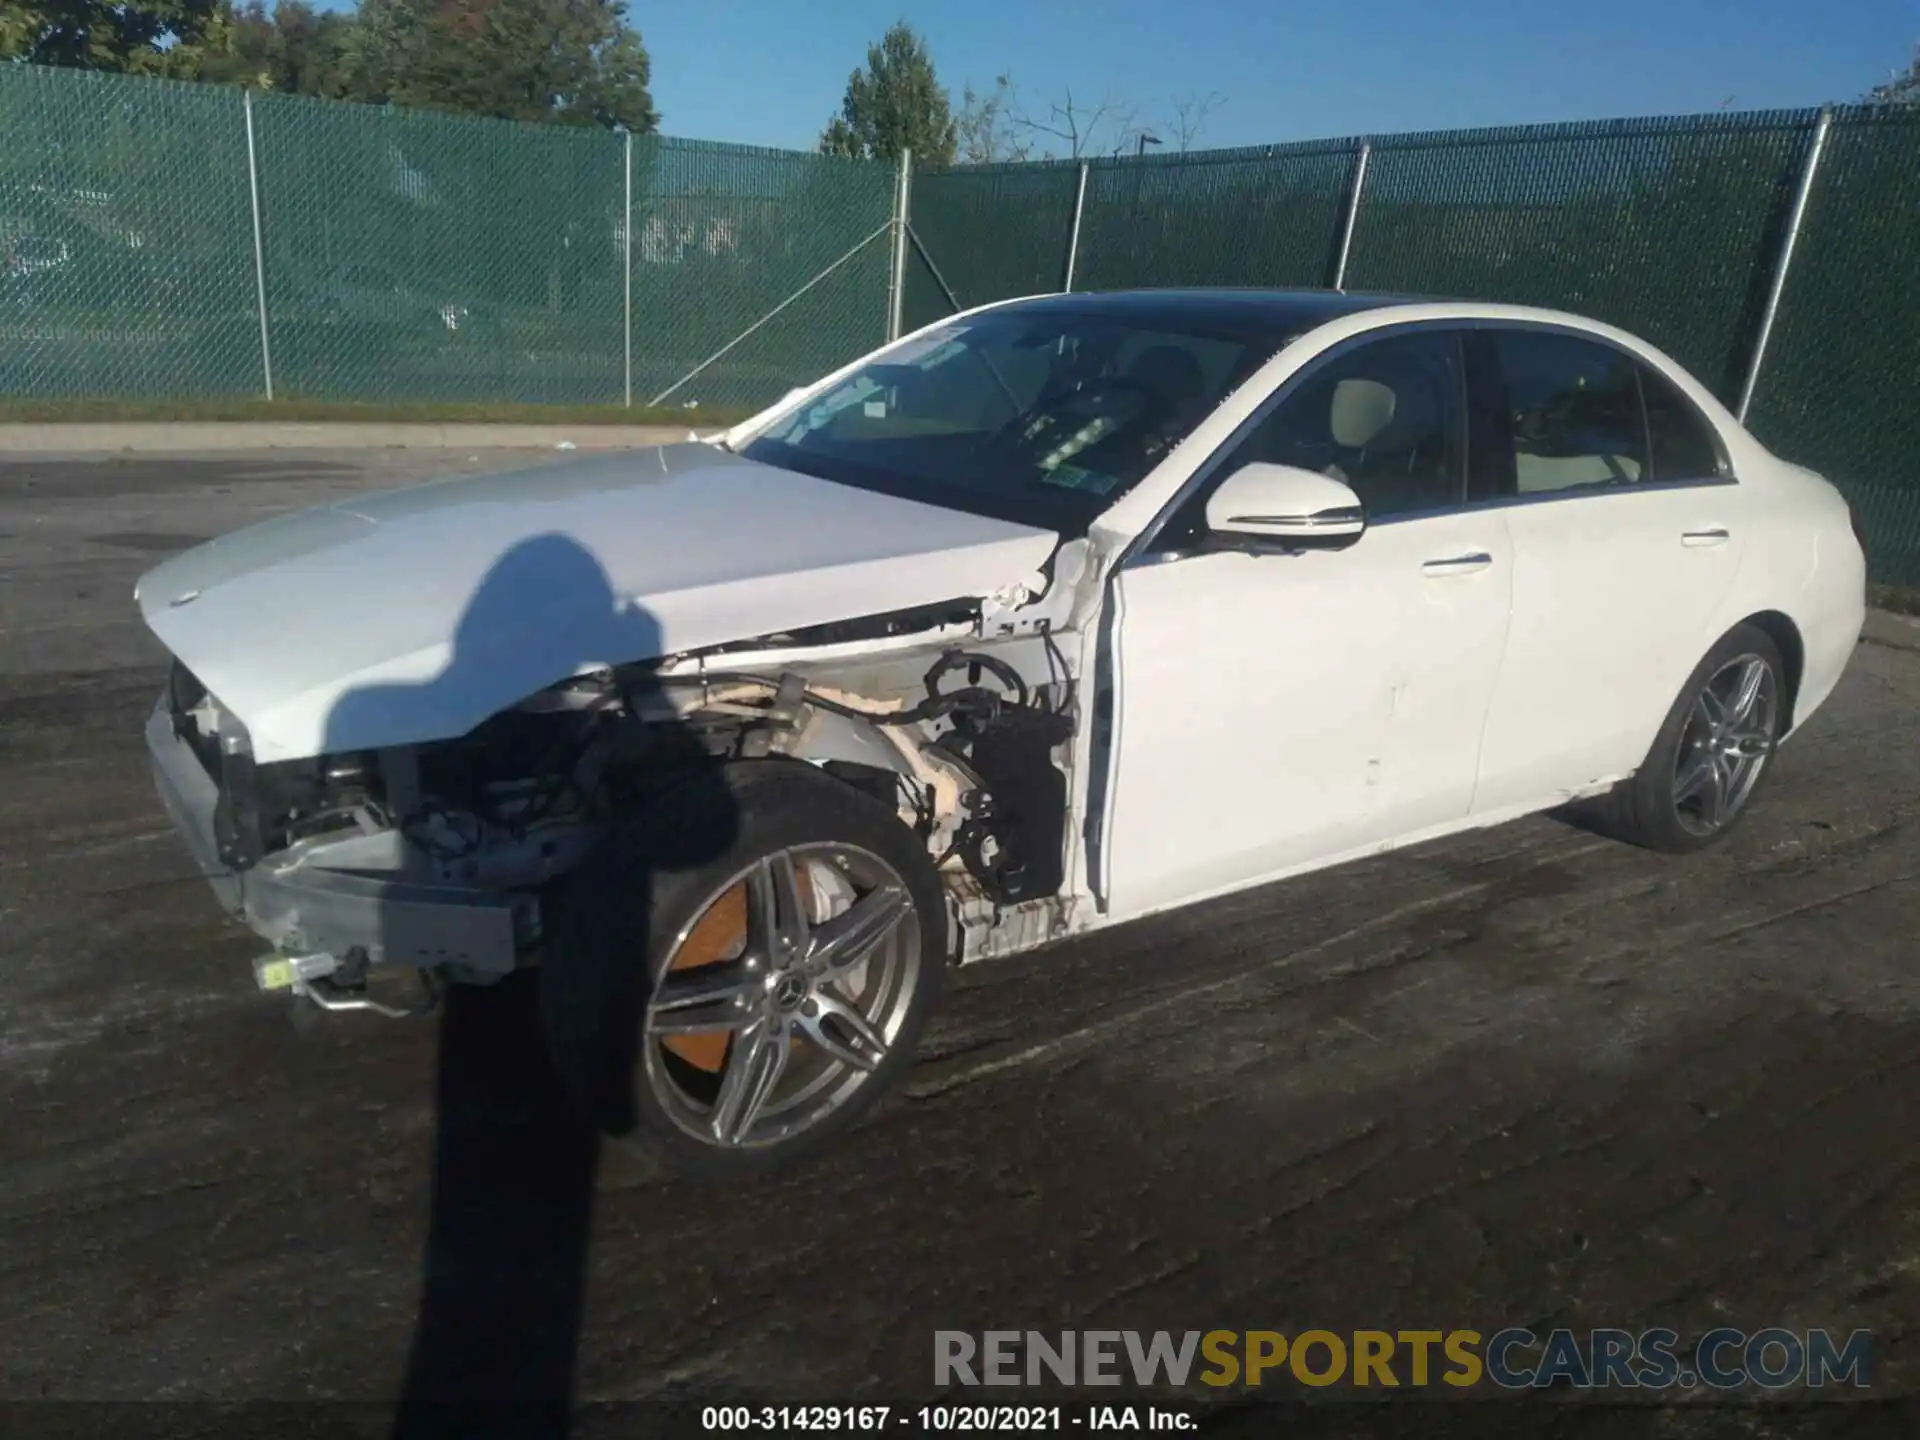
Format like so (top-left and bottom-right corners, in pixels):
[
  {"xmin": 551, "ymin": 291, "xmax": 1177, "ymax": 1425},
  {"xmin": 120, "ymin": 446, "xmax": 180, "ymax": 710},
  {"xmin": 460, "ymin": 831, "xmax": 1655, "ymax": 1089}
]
[
  {"xmin": 741, "ymin": 307, "xmax": 1287, "ymax": 532},
  {"xmin": 1488, "ymin": 331, "xmax": 1648, "ymax": 495},
  {"xmin": 1228, "ymin": 329, "xmax": 1468, "ymax": 520}
]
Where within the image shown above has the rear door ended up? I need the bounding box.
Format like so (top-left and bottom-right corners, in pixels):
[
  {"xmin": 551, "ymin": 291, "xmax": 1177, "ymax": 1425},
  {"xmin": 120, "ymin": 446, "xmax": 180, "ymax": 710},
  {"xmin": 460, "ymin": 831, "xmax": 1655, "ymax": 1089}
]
[{"xmin": 1467, "ymin": 328, "xmax": 1747, "ymax": 816}]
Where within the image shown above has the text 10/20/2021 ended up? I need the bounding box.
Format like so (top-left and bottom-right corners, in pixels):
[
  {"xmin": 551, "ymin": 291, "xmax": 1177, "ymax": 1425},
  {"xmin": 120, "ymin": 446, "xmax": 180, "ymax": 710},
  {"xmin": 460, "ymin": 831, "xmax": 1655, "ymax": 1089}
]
[{"xmin": 701, "ymin": 1404, "xmax": 1194, "ymax": 1431}]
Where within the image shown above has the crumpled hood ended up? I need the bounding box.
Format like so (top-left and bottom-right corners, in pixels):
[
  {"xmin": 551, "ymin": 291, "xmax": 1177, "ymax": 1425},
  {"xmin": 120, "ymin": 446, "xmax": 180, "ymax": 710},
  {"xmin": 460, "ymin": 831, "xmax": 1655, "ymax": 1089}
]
[{"xmin": 137, "ymin": 444, "xmax": 1058, "ymax": 763}]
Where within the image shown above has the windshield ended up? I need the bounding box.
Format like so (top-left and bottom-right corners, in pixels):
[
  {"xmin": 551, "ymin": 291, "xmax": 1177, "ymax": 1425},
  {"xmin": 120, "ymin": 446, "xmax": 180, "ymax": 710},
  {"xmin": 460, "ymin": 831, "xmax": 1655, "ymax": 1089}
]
[{"xmin": 740, "ymin": 306, "xmax": 1289, "ymax": 533}]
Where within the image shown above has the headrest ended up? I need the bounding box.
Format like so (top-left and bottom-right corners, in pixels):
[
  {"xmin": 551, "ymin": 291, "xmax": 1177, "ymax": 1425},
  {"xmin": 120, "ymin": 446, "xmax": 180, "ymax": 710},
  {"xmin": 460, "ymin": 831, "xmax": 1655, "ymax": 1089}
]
[{"xmin": 1329, "ymin": 377, "xmax": 1396, "ymax": 447}]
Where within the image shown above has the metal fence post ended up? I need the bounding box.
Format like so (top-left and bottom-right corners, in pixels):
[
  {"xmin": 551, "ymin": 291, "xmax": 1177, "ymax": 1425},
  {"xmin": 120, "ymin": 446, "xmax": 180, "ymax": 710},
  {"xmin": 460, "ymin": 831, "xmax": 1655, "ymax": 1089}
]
[
  {"xmin": 242, "ymin": 89, "xmax": 275, "ymax": 401},
  {"xmin": 1738, "ymin": 106, "xmax": 1832, "ymax": 423},
  {"xmin": 887, "ymin": 149, "xmax": 912, "ymax": 341},
  {"xmin": 1062, "ymin": 162, "xmax": 1090, "ymax": 292},
  {"xmin": 650, "ymin": 222, "xmax": 896, "ymax": 406},
  {"xmin": 623, "ymin": 129, "xmax": 633, "ymax": 408},
  {"xmin": 1332, "ymin": 140, "xmax": 1371, "ymax": 292}
]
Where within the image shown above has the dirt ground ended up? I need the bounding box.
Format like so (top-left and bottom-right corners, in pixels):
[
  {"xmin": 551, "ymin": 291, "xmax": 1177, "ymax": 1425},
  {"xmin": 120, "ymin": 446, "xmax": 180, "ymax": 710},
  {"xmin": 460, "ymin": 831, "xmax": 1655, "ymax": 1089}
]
[{"xmin": 1, "ymin": 452, "xmax": 1916, "ymax": 1434}]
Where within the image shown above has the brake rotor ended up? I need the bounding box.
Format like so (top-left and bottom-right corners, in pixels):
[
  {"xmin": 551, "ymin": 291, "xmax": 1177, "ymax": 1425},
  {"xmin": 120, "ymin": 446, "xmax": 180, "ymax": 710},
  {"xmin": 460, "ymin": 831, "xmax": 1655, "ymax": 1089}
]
[{"xmin": 659, "ymin": 867, "xmax": 815, "ymax": 1073}]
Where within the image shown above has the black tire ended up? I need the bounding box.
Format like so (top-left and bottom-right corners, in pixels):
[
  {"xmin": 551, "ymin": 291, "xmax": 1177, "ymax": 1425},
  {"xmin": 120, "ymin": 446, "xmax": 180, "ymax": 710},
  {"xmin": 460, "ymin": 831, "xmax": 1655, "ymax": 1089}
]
[
  {"xmin": 539, "ymin": 759, "xmax": 946, "ymax": 1180},
  {"xmin": 1584, "ymin": 621, "xmax": 1788, "ymax": 854}
]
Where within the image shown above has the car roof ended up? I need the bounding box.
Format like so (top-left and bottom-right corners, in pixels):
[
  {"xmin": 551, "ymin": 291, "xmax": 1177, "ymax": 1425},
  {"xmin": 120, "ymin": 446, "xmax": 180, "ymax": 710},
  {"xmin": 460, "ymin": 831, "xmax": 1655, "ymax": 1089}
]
[
  {"xmin": 978, "ymin": 288, "xmax": 1699, "ymax": 379},
  {"xmin": 982, "ymin": 287, "xmax": 1662, "ymax": 342},
  {"xmin": 988, "ymin": 287, "xmax": 1437, "ymax": 332}
]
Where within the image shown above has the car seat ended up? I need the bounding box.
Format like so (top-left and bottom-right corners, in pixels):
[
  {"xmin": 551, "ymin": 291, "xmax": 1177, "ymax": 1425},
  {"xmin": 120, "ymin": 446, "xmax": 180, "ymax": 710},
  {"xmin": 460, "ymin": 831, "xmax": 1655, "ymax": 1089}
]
[{"xmin": 1326, "ymin": 372, "xmax": 1450, "ymax": 515}]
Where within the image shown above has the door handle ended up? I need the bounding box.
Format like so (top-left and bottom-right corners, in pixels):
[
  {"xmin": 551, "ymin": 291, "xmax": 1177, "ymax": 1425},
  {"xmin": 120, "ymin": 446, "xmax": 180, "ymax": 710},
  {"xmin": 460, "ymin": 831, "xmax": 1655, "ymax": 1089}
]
[
  {"xmin": 1681, "ymin": 528, "xmax": 1731, "ymax": 548},
  {"xmin": 1421, "ymin": 552, "xmax": 1494, "ymax": 577}
]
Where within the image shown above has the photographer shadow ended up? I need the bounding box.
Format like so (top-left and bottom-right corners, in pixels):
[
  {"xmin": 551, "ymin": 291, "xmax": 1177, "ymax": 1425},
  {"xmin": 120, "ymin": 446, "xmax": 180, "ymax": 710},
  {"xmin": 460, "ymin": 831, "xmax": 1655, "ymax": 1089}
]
[{"xmin": 317, "ymin": 533, "xmax": 737, "ymax": 1439}]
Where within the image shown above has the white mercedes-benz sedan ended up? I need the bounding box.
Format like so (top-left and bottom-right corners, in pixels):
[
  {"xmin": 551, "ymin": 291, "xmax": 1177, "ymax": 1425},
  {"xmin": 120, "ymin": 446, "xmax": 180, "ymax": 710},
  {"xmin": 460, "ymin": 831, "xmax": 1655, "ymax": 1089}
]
[{"xmin": 138, "ymin": 289, "xmax": 1867, "ymax": 1174}]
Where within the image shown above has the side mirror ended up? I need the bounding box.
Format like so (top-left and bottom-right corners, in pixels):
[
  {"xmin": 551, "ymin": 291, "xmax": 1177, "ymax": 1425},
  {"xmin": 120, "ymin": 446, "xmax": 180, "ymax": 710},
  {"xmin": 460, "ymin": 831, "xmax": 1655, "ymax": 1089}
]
[{"xmin": 1204, "ymin": 462, "xmax": 1366, "ymax": 551}]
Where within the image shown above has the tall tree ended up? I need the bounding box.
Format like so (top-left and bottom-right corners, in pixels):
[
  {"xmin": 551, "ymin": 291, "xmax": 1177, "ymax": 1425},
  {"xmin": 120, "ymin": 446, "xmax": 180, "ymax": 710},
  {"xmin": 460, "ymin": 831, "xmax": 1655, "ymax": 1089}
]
[
  {"xmin": 1010, "ymin": 85, "xmax": 1139, "ymax": 159},
  {"xmin": 0, "ymin": 0, "xmax": 228, "ymax": 76},
  {"xmin": 5, "ymin": 0, "xmax": 657, "ymax": 130},
  {"xmin": 186, "ymin": 1, "xmax": 357, "ymax": 96},
  {"xmin": 1167, "ymin": 91, "xmax": 1225, "ymax": 152},
  {"xmin": 820, "ymin": 21, "xmax": 956, "ymax": 165},
  {"xmin": 1865, "ymin": 43, "xmax": 1920, "ymax": 104},
  {"xmin": 347, "ymin": 0, "xmax": 657, "ymax": 130},
  {"xmin": 955, "ymin": 73, "xmax": 1031, "ymax": 164}
]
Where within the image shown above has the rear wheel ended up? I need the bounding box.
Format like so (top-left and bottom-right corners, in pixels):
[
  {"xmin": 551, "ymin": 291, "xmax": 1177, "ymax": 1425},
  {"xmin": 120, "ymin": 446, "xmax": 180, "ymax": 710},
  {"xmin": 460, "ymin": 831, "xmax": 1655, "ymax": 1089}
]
[
  {"xmin": 541, "ymin": 761, "xmax": 945, "ymax": 1178},
  {"xmin": 1588, "ymin": 623, "xmax": 1787, "ymax": 854}
]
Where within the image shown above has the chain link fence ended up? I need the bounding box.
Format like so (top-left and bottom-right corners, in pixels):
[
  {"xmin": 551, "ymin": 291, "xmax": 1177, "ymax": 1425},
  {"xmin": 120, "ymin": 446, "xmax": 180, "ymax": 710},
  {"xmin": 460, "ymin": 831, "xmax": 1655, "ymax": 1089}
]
[
  {"xmin": 1342, "ymin": 113, "xmax": 1815, "ymax": 401},
  {"xmin": 2, "ymin": 62, "xmax": 1917, "ymax": 582},
  {"xmin": 253, "ymin": 88, "xmax": 626, "ymax": 406},
  {"xmin": 1742, "ymin": 107, "xmax": 1920, "ymax": 587},
  {"xmin": 629, "ymin": 137, "xmax": 894, "ymax": 410},
  {"xmin": 0, "ymin": 65, "xmax": 260, "ymax": 400},
  {"xmin": 901, "ymin": 159, "xmax": 1082, "ymax": 333},
  {"xmin": 0, "ymin": 64, "xmax": 894, "ymax": 415},
  {"xmin": 911, "ymin": 106, "xmax": 1920, "ymax": 585},
  {"xmin": 1077, "ymin": 139, "xmax": 1360, "ymax": 294}
]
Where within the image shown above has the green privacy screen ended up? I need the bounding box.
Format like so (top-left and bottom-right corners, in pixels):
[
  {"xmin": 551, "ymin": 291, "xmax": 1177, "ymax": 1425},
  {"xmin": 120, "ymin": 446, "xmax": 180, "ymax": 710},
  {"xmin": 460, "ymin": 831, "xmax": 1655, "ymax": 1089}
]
[
  {"xmin": 620, "ymin": 135, "xmax": 895, "ymax": 410},
  {"xmin": 1344, "ymin": 112, "xmax": 1817, "ymax": 402},
  {"xmin": 1743, "ymin": 108, "xmax": 1920, "ymax": 587},
  {"xmin": 2, "ymin": 62, "xmax": 1918, "ymax": 581},
  {"xmin": 902, "ymin": 159, "xmax": 1081, "ymax": 333},
  {"xmin": 905, "ymin": 140, "xmax": 1360, "ymax": 327},
  {"xmin": 0, "ymin": 64, "xmax": 893, "ymax": 411},
  {"xmin": 253, "ymin": 89, "xmax": 626, "ymax": 405},
  {"xmin": 0, "ymin": 65, "xmax": 260, "ymax": 400},
  {"xmin": 1072, "ymin": 140, "xmax": 1360, "ymax": 293}
]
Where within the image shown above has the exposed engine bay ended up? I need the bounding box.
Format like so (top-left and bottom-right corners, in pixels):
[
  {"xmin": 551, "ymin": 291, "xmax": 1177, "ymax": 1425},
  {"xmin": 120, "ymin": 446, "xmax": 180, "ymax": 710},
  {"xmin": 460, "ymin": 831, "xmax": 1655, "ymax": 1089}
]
[{"xmin": 169, "ymin": 596, "xmax": 1087, "ymax": 982}]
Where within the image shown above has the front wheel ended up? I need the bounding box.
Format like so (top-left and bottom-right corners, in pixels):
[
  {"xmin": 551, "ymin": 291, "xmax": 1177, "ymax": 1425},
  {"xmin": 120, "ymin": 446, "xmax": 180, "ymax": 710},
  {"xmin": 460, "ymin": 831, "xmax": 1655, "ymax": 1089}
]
[
  {"xmin": 540, "ymin": 761, "xmax": 946, "ymax": 1179},
  {"xmin": 1588, "ymin": 622, "xmax": 1788, "ymax": 854}
]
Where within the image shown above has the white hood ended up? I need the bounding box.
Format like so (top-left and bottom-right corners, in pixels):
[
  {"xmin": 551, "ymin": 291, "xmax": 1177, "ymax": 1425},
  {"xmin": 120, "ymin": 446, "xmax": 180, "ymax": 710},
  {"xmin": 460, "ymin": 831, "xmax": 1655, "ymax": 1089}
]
[{"xmin": 137, "ymin": 444, "xmax": 1057, "ymax": 763}]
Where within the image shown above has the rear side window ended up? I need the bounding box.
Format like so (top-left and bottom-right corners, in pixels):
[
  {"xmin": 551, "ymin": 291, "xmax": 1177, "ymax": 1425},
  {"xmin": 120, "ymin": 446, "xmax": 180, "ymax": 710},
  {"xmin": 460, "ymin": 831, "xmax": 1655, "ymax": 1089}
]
[
  {"xmin": 1640, "ymin": 363, "xmax": 1728, "ymax": 482},
  {"xmin": 1488, "ymin": 330, "xmax": 1647, "ymax": 494}
]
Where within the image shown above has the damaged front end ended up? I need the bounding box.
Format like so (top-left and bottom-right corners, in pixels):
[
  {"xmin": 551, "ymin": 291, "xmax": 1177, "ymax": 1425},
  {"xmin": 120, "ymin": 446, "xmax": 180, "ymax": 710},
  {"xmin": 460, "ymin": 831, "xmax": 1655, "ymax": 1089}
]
[
  {"xmin": 148, "ymin": 660, "xmax": 533, "ymax": 1012},
  {"xmin": 146, "ymin": 578, "xmax": 1090, "ymax": 1015}
]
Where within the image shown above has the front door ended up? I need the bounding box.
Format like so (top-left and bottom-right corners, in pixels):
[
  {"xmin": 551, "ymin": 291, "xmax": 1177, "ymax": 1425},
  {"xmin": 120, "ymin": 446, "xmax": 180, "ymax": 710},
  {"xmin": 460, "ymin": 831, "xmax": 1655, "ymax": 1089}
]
[{"xmin": 1097, "ymin": 328, "xmax": 1515, "ymax": 920}]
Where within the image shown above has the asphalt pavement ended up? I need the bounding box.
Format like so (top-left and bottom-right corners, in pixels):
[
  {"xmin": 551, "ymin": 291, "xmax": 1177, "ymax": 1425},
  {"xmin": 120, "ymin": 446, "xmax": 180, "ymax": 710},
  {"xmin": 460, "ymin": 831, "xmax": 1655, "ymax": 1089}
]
[{"xmin": 1, "ymin": 452, "xmax": 1916, "ymax": 1431}]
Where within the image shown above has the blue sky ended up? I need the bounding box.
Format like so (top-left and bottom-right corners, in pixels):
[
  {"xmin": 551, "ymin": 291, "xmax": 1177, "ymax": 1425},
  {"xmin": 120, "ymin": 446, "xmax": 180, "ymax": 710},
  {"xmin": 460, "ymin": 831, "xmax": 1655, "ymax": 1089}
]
[{"xmin": 317, "ymin": 1, "xmax": 1918, "ymax": 152}]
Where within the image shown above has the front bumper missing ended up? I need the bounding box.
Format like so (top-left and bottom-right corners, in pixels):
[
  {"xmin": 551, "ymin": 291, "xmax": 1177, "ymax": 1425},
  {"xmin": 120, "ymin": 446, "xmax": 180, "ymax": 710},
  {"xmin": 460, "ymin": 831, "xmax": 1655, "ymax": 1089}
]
[{"xmin": 145, "ymin": 700, "xmax": 521, "ymax": 980}]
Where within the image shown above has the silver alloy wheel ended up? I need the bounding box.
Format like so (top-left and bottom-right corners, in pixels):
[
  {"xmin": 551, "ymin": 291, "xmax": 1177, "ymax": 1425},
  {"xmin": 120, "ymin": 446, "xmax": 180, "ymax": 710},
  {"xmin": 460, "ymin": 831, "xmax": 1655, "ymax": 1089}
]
[
  {"xmin": 1672, "ymin": 652, "xmax": 1779, "ymax": 837},
  {"xmin": 641, "ymin": 842, "xmax": 922, "ymax": 1150}
]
